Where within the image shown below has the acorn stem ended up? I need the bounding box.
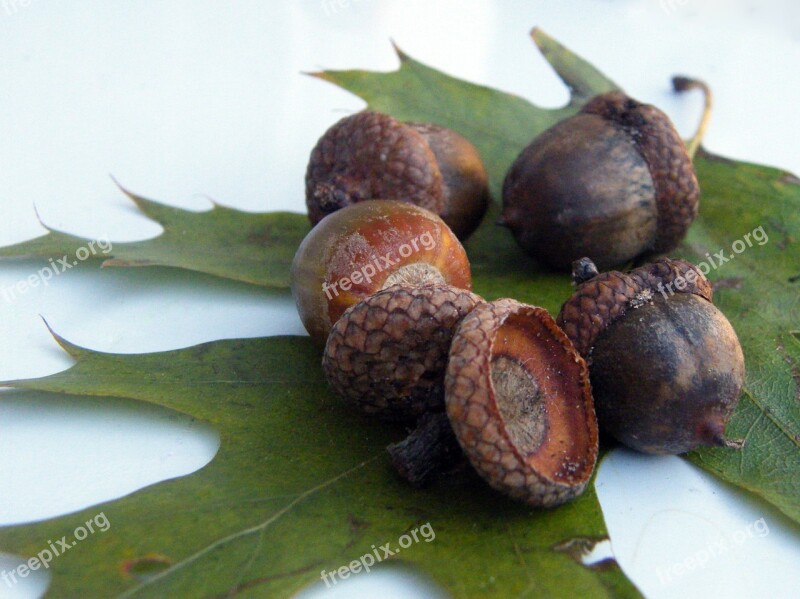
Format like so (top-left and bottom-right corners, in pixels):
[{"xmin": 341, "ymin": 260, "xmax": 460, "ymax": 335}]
[
  {"xmin": 673, "ymin": 76, "xmax": 713, "ymax": 160},
  {"xmin": 387, "ymin": 412, "xmax": 464, "ymax": 487},
  {"xmin": 571, "ymin": 257, "xmax": 600, "ymax": 285},
  {"xmin": 704, "ymin": 422, "xmax": 745, "ymax": 450},
  {"xmin": 313, "ymin": 182, "xmax": 342, "ymax": 213}
]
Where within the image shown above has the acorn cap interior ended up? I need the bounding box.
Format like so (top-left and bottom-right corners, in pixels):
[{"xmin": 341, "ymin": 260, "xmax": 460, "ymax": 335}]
[
  {"xmin": 445, "ymin": 299, "xmax": 598, "ymax": 507},
  {"xmin": 490, "ymin": 310, "xmax": 597, "ymax": 484}
]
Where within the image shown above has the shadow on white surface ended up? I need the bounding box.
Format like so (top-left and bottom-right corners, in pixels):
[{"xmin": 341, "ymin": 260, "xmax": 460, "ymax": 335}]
[
  {"xmin": 596, "ymin": 448, "xmax": 800, "ymax": 599},
  {"xmin": 296, "ymin": 563, "xmax": 449, "ymax": 599},
  {"xmin": 0, "ymin": 553, "xmax": 48, "ymax": 599},
  {"xmin": 0, "ymin": 390, "xmax": 220, "ymax": 526}
]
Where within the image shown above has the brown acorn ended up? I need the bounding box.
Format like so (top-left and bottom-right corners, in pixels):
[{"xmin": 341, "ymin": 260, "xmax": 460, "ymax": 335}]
[
  {"xmin": 445, "ymin": 299, "xmax": 598, "ymax": 507},
  {"xmin": 557, "ymin": 257, "xmax": 745, "ymax": 455},
  {"xmin": 291, "ymin": 200, "xmax": 472, "ymax": 346},
  {"xmin": 501, "ymin": 91, "xmax": 700, "ymax": 270},
  {"xmin": 306, "ymin": 111, "xmax": 489, "ymax": 239},
  {"xmin": 323, "ymin": 284, "xmax": 482, "ymax": 421}
]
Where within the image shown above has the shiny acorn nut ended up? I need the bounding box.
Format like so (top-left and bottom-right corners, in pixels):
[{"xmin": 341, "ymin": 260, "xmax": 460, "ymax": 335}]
[
  {"xmin": 557, "ymin": 257, "xmax": 745, "ymax": 455},
  {"xmin": 323, "ymin": 284, "xmax": 482, "ymax": 421},
  {"xmin": 305, "ymin": 111, "xmax": 490, "ymax": 239},
  {"xmin": 445, "ymin": 299, "xmax": 598, "ymax": 507},
  {"xmin": 501, "ymin": 91, "xmax": 700, "ymax": 270},
  {"xmin": 291, "ymin": 200, "xmax": 472, "ymax": 345}
]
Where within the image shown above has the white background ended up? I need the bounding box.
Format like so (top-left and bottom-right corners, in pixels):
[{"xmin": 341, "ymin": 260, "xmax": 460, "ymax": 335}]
[{"xmin": 1, "ymin": 1, "xmax": 799, "ymax": 597}]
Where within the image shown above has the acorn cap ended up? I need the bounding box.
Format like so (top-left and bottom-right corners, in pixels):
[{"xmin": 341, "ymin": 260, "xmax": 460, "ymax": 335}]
[
  {"xmin": 557, "ymin": 257, "xmax": 713, "ymax": 358},
  {"xmin": 445, "ymin": 299, "xmax": 598, "ymax": 507},
  {"xmin": 581, "ymin": 92, "xmax": 700, "ymax": 253},
  {"xmin": 305, "ymin": 111, "xmax": 444, "ymax": 224},
  {"xmin": 323, "ymin": 284, "xmax": 482, "ymax": 421}
]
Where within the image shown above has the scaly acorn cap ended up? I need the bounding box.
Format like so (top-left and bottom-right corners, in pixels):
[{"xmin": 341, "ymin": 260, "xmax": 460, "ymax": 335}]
[
  {"xmin": 581, "ymin": 92, "xmax": 700, "ymax": 253},
  {"xmin": 305, "ymin": 111, "xmax": 445, "ymax": 224},
  {"xmin": 557, "ymin": 257, "xmax": 713, "ymax": 358},
  {"xmin": 445, "ymin": 299, "xmax": 598, "ymax": 507},
  {"xmin": 323, "ymin": 284, "xmax": 482, "ymax": 421}
]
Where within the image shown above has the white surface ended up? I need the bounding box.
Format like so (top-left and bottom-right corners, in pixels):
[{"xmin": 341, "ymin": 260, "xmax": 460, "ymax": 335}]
[
  {"xmin": 596, "ymin": 451, "xmax": 800, "ymax": 599},
  {"xmin": 0, "ymin": 1, "xmax": 798, "ymax": 598}
]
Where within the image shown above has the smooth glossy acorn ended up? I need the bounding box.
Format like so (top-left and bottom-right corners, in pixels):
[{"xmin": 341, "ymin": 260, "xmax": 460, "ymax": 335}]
[{"xmin": 291, "ymin": 201, "xmax": 472, "ymax": 345}]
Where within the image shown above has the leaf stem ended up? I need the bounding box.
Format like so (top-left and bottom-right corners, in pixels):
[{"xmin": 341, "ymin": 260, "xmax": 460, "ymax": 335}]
[{"xmin": 673, "ymin": 76, "xmax": 713, "ymax": 160}]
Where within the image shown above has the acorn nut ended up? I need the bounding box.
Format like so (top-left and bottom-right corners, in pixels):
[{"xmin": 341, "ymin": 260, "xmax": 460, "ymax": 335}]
[
  {"xmin": 291, "ymin": 200, "xmax": 472, "ymax": 345},
  {"xmin": 323, "ymin": 284, "xmax": 482, "ymax": 421},
  {"xmin": 306, "ymin": 111, "xmax": 490, "ymax": 239},
  {"xmin": 557, "ymin": 257, "xmax": 745, "ymax": 455},
  {"xmin": 501, "ymin": 91, "xmax": 700, "ymax": 270},
  {"xmin": 445, "ymin": 299, "xmax": 599, "ymax": 507}
]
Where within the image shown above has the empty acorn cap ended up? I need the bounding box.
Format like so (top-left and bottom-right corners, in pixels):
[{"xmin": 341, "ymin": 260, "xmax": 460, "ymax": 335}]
[{"xmin": 445, "ymin": 299, "xmax": 598, "ymax": 507}]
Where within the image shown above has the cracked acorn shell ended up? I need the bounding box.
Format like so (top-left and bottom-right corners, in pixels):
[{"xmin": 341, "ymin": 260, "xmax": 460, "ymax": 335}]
[
  {"xmin": 305, "ymin": 111, "xmax": 489, "ymax": 239},
  {"xmin": 323, "ymin": 284, "xmax": 482, "ymax": 421},
  {"xmin": 291, "ymin": 200, "xmax": 472, "ymax": 346},
  {"xmin": 501, "ymin": 91, "xmax": 699, "ymax": 270},
  {"xmin": 444, "ymin": 299, "xmax": 598, "ymax": 507},
  {"xmin": 557, "ymin": 257, "xmax": 745, "ymax": 455}
]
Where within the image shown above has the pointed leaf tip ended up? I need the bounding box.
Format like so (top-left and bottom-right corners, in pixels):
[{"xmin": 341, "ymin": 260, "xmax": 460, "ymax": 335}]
[
  {"xmin": 109, "ymin": 174, "xmax": 141, "ymax": 205},
  {"xmin": 303, "ymin": 70, "xmax": 328, "ymax": 81},
  {"xmin": 390, "ymin": 39, "xmax": 410, "ymax": 62},
  {"xmin": 31, "ymin": 203, "xmax": 53, "ymax": 233},
  {"xmin": 530, "ymin": 26, "xmax": 546, "ymax": 47},
  {"xmin": 529, "ymin": 27, "xmax": 620, "ymax": 106},
  {"xmin": 39, "ymin": 316, "xmax": 89, "ymax": 359},
  {"xmin": 110, "ymin": 176, "xmax": 160, "ymax": 217}
]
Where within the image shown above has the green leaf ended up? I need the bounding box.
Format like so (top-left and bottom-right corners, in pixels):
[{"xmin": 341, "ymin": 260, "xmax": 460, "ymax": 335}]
[
  {"xmin": 681, "ymin": 155, "xmax": 800, "ymax": 523},
  {"xmin": 0, "ymin": 336, "xmax": 638, "ymax": 598},
  {"xmin": 2, "ymin": 25, "xmax": 799, "ymax": 598},
  {"xmin": 0, "ymin": 186, "xmax": 309, "ymax": 289}
]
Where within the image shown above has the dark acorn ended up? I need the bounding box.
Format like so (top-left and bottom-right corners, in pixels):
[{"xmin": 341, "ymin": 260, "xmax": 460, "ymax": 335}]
[
  {"xmin": 501, "ymin": 91, "xmax": 700, "ymax": 270},
  {"xmin": 558, "ymin": 257, "xmax": 745, "ymax": 454}
]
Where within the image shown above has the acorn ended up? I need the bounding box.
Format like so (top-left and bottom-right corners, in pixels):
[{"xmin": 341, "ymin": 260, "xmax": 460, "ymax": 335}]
[
  {"xmin": 305, "ymin": 111, "xmax": 490, "ymax": 239},
  {"xmin": 445, "ymin": 299, "xmax": 598, "ymax": 507},
  {"xmin": 323, "ymin": 284, "xmax": 482, "ymax": 421},
  {"xmin": 557, "ymin": 257, "xmax": 745, "ymax": 455},
  {"xmin": 501, "ymin": 91, "xmax": 700, "ymax": 270},
  {"xmin": 291, "ymin": 200, "xmax": 472, "ymax": 346}
]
